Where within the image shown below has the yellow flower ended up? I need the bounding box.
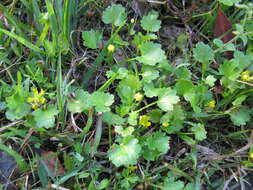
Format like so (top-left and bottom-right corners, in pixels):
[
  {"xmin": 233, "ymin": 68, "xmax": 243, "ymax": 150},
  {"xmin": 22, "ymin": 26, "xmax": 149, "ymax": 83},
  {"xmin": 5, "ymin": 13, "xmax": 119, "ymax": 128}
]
[
  {"xmin": 27, "ymin": 97, "xmax": 35, "ymax": 103},
  {"xmin": 130, "ymin": 18, "xmax": 135, "ymax": 24},
  {"xmin": 139, "ymin": 115, "xmax": 151, "ymax": 128},
  {"xmin": 127, "ymin": 165, "xmax": 137, "ymax": 172},
  {"xmin": 39, "ymin": 89, "xmax": 45, "ymax": 96},
  {"xmin": 39, "ymin": 97, "xmax": 46, "ymax": 104},
  {"xmin": 32, "ymin": 104, "xmax": 39, "ymax": 110},
  {"xmin": 27, "ymin": 88, "xmax": 46, "ymax": 109},
  {"xmin": 32, "ymin": 88, "xmax": 38, "ymax": 94},
  {"xmin": 207, "ymin": 100, "xmax": 216, "ymax": 108},
  {"xmin": 134, "ymin": 93, "xmax": 143, "ymax": 102},
  {"xmin": 249, "ymin": 152, "xmax": 253, "ymax": 159},
  {"xmin": 107, "ymin": 44, "xmax": 115, "ymax": 52},
  {"xmin": 240, "ymin": 70, "xmax": 252, "ymax": 82},
  {"xmin": 162, "ymin": 122, "xmax": 170, "ymax": 127}
]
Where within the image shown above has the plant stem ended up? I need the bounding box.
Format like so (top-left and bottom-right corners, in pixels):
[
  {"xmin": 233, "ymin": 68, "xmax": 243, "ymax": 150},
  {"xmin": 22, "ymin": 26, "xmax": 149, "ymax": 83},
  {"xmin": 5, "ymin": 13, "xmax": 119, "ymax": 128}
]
[
  {"xmin": 91, "ymin": 112, "xmax": 103, "ymax": 157},
  {"xmin": 98, "ymin": 73, "xmax": 118, "ymax": 92},
  {"xmin": 135, "ymin": 101, "xmax": 157, "ymax": 113},
  {"xmin": 77, "ymin": 108, "xmax": 94, "ymax": 139}
]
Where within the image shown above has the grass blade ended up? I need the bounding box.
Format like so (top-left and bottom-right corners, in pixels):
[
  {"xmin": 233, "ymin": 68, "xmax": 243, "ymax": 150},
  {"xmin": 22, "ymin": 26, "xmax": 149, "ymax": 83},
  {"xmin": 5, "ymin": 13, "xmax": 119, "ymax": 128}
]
[
  {"xmin": 0, "ymin": 144, "xmax": 28, "ymax": 172},
  {"xmin": 0, "ymin": 28, "xmax": 43, "ymax": 53}
]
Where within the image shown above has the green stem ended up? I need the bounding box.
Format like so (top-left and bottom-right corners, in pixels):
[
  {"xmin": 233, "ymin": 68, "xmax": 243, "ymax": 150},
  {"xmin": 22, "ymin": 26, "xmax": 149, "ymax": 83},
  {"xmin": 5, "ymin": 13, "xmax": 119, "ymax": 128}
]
[
  {"xmin": 91, "ymin": 112, "xmax": 103, "ymax": 157},
  {"xmin": 98, "ymin": 73, "xmax": 118, "ymax": 92},
  {"xmin": 109, "ymin": 124, "xmax": 112, "ymax": 148},
  {"xmin": 56, "ymin": 53, "xmax": 65, "ymax": 122},
  {"xmin": 77, "ymin": 109, "xmax": 94, "ymax": 139},
  {"xmin": 213, "ymin": 31, "xmax": 253, "ymax": 54},
  {"xmin": 117, "ymin": 57, "xmax": 138, "ymax": 65},
  {"xmin": 164, "ymin": 163, "xmax": 194, "ymax": 182},
  {"xmin": 82, "ymin": 26, "xmax": 123, "ymax": 89},
  {"xmin": 135, "ymin": 101, "xmax": 157, "ymax": 113}
]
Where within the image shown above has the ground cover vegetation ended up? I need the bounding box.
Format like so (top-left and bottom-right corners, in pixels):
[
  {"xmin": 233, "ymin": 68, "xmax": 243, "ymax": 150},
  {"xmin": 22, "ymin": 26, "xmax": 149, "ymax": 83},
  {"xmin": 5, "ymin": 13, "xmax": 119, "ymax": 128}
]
[{"xmin": 0, "ymin": 0, "xmax": 253, "ymax": 189}]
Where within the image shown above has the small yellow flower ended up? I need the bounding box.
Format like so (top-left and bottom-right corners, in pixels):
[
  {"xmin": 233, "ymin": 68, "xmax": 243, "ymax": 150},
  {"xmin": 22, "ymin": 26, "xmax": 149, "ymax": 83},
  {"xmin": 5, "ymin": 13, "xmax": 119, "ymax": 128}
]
[
  {"xmin": 249, "ymin": 152, "xmax": 253, "ymax": 159},
  {"xmin": 127, "ymin": 165, "xmax": 137, "ymax": 172},
  {"xmin": 130, "ymin": 18, "xmax": 135, "ymax": 24},
  {"xmin": 32, "ymin": 88, "xmax": 38, "ymax": 94},
  {"xmin": 32, "ymin": 104, "xmax": 39, "ymax": 110},
  {"xmin": 39, "ymin": 97, "xmax": 46, "ymax": 104},
  {"xmin": 240, "ymin": 70, "xmax": 252, "ymax": 82},
  {"xmin": 139, "ymin": 115, "xmax": 151, "ymax": 128},
  {"xmin": 162, "ymin": 122, "xmax": 170, "ymax": 127},
  {"xmin": 27, "ymin": 88, "xmax": 46, "ymax": 109},
  {"xmin": 39, "ymin": 89, "xmax": 45, "ymax": 96},
  {"xmin": 27, "ymin": 97, "xmax": 34, "ymax": 103},
  {"xmin": 134, "ymin": 93, "xmax": 143, "ymax": 102},
  {"xmin": 207, "ymin": 100, "xmax": 216, "ymax": 108},
  {"xmin": 107, "ymin": 44, "xmax": 115, "ymax": 52}
]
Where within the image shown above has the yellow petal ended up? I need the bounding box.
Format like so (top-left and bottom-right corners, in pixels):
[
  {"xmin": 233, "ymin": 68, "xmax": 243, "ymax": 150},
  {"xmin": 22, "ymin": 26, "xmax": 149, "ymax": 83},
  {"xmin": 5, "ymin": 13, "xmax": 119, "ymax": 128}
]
[
  {"xmin": 134, "ymin": 93, "xmax": 143, "ymax": 102},
  {"xmin": 107, "ymin": 44, "xmax": 115, "ymax": 52}
]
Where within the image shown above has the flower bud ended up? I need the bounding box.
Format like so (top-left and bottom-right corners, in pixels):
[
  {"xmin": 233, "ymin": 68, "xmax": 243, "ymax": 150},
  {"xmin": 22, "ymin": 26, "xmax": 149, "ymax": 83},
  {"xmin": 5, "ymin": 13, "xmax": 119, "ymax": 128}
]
[
  {"xmin": 107, "ymin": 44, "xmax": 115, "ymax": 52},
  {"xmin": 134, "ymin": 92, "xmax": 143, "ymax": 102}
]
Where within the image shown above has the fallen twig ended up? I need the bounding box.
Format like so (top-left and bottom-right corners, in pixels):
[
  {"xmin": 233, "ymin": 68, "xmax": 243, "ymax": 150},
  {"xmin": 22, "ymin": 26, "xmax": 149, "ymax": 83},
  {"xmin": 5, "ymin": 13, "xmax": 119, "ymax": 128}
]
[{"xmin": 0, "ymin": 120, "xmax": 23, "ymax": 133}]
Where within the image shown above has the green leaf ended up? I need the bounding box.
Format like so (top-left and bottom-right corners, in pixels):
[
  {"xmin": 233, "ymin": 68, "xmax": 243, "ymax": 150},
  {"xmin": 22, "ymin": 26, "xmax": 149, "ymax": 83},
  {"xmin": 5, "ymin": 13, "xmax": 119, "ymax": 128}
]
[
  {"xmin": 142, "ymin": 66, "xmax": 159, "ymax": 82},
  {"xmin": 67, "ymin": 89, "xmax": 92, "ymax": 113},
  {"xmin": 160, "ymin": 105, "xmax": 185, "ymax": 134},
  {"xmin": 103, "ymin": 112, "xmax": 125, "ymax": 125},
  {"xmin": 132, "ymin": 32, "xmax": 158, "ymax": 47},
  {"xmin": 117, "ymin": 84, "xmax": 135, "ymax": 105},
  {"xmin": 184, "ymin": 183, "xmax": 196, "ymax": 190},
  {"xmin": 233, "ymin": 51, "xmax": 251, "ymax": 69},
  {"xmin": 219, "ymin": 51, "xmax": 251, "ymax": 81},
  {"xmin": 218, "ymin": 0, "xmax": 240, "ymax": 6},
  {"xmin": 229, "ymin": 107, "xmax": 252, "ymax": 126},
  {"xmin": 119, "ymin": 75, "xmax": 142, "ymax": 91},
  {"xmin": 116, "ymin": 105, "xmax": 131, "ymax": 117},
  {"xmin": 219, "ymin": 60, "xmax": 239, "ymax": 80},
  {"xmin": 213, "ymin": 39, "xmax": 235, "ymax": 52},
  {"xmin": 82, "ymin": 29, "xmax": 102, "ymax": 49},
  {"xmin": 140, "ymin": 11, "xmax": 161, "ymax": 32},
  {"xmin": 177, "ymin": 83, "xmax": 210, "ymax": 113},
  {"xmin": 205, "ymin": 75, "xmax": 216, "ymax": 87},
  {"xmin": 147, "ymin": 109, "xmax": 163, "ymax": 123},
  {"xmin": 102, "ymin": 4, "xmax": 127, "ymax": 27},
  {"xmin": 163, "ymin": 179, "xmax": 185, "ymax": 190},
  {"xmin": 175, "ymin": 67, "xmax": 192, "ymax": 80},
  {"xmin": 232, "ymin": 95, "xmax": 247, "ymax": 106},
  {"xmin": 32, "ymin": 105, "xmax": 59, "ymax": 128},
  {"xmin": 178, "ymin": 134, "xmax": 196, "ymax": 145},
  {"xmin": 128, "ymin": 111, "xmax": 138, "ymax": 126},
  {"xmin": 193, "ymin": 42, "xmax": 214, "ymax": 63},
  {"xmin": 6, "ymin": 88, "xmax": 30, "ymax": 121},
  {"xmin": 97, "ymin": 179, "xmax": 109, "ymax": 190},
  {"xmin": 108, "ymin": 137, "xmax": 141, "ymax": 167},
  {"xmin": 137, "ymin": 42, "xmax": 165, "ymax": 65},
  {"xmin": 114, "ymin": 34, "xmax": 129, "ymax": 46},
  {"xmin": 117, "ymin": 75, "xmax": 141, "ymax": 104},
  {"xmin": 91, "ymin": 91, "xmax": 114, "ymax": 112},
  {"xmin": 115, "ymin": 126, "xmax": 134, "ymax": 137},
  {"xmin": 142, "ymin": 132, "xmax": 170, "ymax": 161},
  {"xmin": 143, "ymin": 82, "xmax": 162, "ymax": 98},
  {"xmin": 157, "ymin": 88, "xmax": 179, "ymax": 111},
  {"xmin": 190, "ymin": 123, "xmax": 207, "ymax": 141},
  {"xmin": 175, "ymin": 79, "xmax": 194, "ymax": 96}
]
